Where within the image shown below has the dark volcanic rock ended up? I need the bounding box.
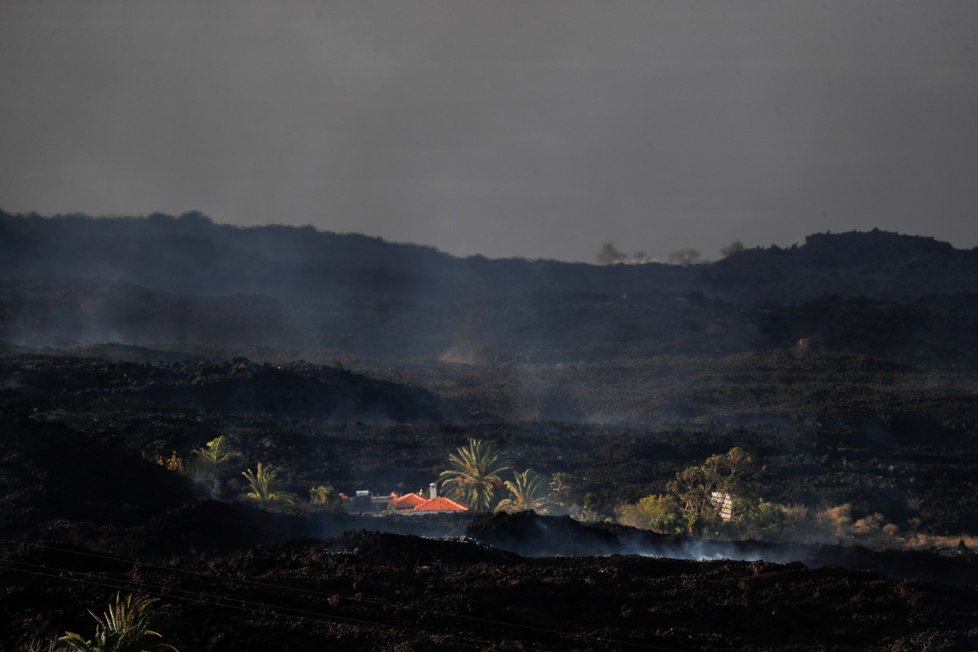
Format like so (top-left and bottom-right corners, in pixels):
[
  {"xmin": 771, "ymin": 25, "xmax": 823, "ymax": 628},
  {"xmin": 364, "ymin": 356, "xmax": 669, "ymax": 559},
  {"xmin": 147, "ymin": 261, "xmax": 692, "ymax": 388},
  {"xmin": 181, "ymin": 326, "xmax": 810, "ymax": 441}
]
[
  {"xmin": 132, "ymin": 361, "xmax": 452, "ymax": 422},
  {"xmin": 0, "ymin": 414, "xmax": 197, "ymax": 534},
  {"xmin": 327, "ymin": 529, "xmax": 517, "ymax": 565},
  {"xmin": 467, "ymin": 511, "xmax": 621, "ymax": 556},
  {"xmin": 121, "ymin": 499, "xmax": 323, "ymax": 557}
]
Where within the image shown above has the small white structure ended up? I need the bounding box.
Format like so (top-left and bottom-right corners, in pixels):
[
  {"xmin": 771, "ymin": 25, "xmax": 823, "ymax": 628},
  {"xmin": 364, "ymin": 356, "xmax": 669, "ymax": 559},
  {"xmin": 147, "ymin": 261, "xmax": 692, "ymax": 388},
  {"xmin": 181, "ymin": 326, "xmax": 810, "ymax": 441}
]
[{"xmin": 710, "ymin": 491, "xmax": 734, "ymax": 521}]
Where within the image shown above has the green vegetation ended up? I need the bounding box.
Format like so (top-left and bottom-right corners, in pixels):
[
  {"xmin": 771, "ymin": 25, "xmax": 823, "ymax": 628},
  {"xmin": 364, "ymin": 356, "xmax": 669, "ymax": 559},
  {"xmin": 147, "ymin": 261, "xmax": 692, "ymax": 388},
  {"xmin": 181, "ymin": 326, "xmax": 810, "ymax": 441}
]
[
  {"xmin": 610, "ymin": 447, "xmax": 902, "ymax": 542},
  {"xmin": 496, "ymin": 469, "xmax": 551, "ymax": 513},
  {"xmin": 617, "ymin": 494, "xmax": 686, "ymax": 534},
  {"xmin": 241, "ymin": 462, "xmax": 297, "ymax": 509},
  {"xmin": 438, "ymin": 439, "xmax": 510, "ymax": 511},
  {"xmin": 616, "ymin": 447, "xmax": 784, "ymax": 537},
  {"xmin": 309, "ymin": 484, "xmax": 341, "ymax": 509},
  {"xmin": 139, "ymin": 432, "xmax": 902, "ymax": 545},
  {"xmin": 192, "ymin": 435, "xmax": 239, "ymax": 469},
  {"xmin": 192, "ymin": 435, "xmax": 239, "ymax": 490},
  {"xmin": 60, "ymin": 593, "xmax": 178, "ymax": 652}
]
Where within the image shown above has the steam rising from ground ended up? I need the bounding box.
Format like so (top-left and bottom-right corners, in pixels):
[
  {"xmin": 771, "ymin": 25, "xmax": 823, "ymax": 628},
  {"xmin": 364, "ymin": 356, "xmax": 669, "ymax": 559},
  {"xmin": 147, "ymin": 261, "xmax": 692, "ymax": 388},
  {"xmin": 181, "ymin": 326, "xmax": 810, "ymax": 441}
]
[{"xmin": 305, "ymin": 510, "xmax": 976, "ymax": 585}]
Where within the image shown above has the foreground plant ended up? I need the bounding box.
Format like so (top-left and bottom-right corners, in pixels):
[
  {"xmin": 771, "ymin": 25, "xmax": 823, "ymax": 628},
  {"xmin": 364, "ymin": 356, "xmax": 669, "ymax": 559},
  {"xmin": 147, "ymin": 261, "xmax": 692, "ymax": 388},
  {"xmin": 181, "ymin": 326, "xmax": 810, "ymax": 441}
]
[
  {"xmin": 241, "ymin": 462, "xmax": 297, "ymax": 508},
  {"xmin": 497, "ymin": 469, "xmax": 551, "ymax": 513},
  {"xmin": 60, "ymin": 592, "xmax": 178, "ymax": 652},
  {"xmin": 438, "ymin": 438, "xmax": 510, "ymax": 511}
]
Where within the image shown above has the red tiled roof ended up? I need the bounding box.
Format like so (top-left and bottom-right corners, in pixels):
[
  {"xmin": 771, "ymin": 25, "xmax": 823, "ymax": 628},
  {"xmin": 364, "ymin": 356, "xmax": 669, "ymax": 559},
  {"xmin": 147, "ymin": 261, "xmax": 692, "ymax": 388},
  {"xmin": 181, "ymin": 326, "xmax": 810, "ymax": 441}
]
[
  {"xmin": 388, "ymin": 493, "xmax": 426, "ymax": 509},
  {"xmin": 412, "ymin": 496, "xmax": 468, "ymax": 512}
]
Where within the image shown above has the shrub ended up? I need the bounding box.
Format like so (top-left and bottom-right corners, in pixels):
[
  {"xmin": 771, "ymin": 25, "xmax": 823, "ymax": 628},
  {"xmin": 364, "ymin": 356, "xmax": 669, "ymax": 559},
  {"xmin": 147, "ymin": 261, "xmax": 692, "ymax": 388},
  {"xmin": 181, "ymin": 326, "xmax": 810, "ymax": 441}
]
[
  {"xmin": 309, "ymin": 484, "xmax": 341, "ymax": 509},
  {"xmin": 60, "ymin": 592, "xmax": 178, "ymax": 652},
  {"xmin": 616, "ymin": 494, "xmax": 685, "ymax": 534}
]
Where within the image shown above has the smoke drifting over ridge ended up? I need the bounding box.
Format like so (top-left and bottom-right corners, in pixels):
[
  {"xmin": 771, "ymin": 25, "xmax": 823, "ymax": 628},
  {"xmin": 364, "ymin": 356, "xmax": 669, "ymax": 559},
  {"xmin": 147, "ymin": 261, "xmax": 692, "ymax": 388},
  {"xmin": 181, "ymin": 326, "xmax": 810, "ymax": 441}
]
[{"xmin": 1, "ymin": 1, "xmax": 977, "ymax": 261}]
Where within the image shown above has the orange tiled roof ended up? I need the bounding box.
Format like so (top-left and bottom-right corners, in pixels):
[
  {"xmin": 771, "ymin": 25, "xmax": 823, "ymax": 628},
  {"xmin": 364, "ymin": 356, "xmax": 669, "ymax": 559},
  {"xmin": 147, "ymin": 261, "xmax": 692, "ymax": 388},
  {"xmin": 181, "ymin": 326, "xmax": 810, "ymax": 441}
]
[
  {"xmin": 388, "ymin": 493, "xmax": 426, "ymax": 509},
  {"xmin": 412, "ymin": 496, "xmax": 468, "ymax": 512}
]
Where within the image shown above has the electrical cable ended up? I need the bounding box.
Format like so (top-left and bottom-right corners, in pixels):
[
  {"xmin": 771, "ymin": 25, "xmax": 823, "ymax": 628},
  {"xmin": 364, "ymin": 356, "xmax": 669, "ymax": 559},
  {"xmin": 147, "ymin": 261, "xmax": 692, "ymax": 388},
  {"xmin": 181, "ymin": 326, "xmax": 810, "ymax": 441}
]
[
  {"xmin": 0, "ymin": 536, "xmax": 688, "ymax": 652},
  {"xmin": 0, "ymin": 558, "xmax": 499, "ymax": 652}
]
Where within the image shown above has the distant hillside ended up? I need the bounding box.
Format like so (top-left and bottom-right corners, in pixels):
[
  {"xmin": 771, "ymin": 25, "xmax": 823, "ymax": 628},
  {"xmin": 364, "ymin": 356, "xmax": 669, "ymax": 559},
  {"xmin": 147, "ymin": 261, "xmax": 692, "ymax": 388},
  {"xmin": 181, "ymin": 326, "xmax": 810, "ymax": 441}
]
[
  {"xmin": 0, "ymin": 210, "xmax": 695, "ymax": 300},
  {"xmin": 708, "ymin": 230, "xmax": 978, "ymax": 302},
  {"xmin": 2, "ymin": 212, "xmax": 977, "ymax": 365},
  {"xmin": 2, "ymin": 211, "xmax": 976, "ymax": 303}
]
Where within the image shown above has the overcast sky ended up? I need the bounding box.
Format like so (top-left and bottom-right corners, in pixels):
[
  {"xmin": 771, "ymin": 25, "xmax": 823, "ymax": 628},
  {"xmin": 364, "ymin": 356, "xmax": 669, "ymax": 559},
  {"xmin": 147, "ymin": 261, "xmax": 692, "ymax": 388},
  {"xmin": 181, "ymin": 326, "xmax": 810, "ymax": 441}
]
[{"xmin": 1, "ymin": 1, "xmax": 976, "ymax": 261}]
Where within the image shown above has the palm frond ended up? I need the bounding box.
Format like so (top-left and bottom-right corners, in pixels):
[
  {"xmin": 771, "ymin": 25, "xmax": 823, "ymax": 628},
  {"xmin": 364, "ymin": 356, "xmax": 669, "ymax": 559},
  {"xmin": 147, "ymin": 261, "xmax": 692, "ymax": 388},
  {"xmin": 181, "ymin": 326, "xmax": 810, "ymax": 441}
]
[
  {"xmin": 193, "ymin": 435, "xmax": 239, "ymax": 466},
  {"xmin": 497, "ymin": 469, "xmax": 551, "ymax": 513},
  {"xmin": 241, "ymin": 462, "xmax": 298, "ymax": 508},
  {"xmin": 437, "ymin": 439, "xmax": 509, "ymax": 511},
  {"xmin": 60, "ymin": 593, "xmax": 178, "ymax": 652}
]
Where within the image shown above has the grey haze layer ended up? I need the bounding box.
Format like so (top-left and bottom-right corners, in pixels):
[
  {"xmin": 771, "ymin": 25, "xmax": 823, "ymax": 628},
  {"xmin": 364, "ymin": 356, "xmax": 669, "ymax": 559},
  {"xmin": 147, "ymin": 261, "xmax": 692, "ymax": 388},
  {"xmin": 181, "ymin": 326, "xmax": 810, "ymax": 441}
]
[{"xmin": 1, "ymin": 1, "xmax": 976, "ymax": 261}]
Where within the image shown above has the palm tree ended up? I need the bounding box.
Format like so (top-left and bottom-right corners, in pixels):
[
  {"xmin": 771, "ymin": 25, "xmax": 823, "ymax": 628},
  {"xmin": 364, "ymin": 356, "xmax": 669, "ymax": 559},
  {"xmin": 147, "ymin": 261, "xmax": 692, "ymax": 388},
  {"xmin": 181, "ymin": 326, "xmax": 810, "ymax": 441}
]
[
  {"xmin": 241, "ymin": 462, "xmax": 297, "ymax": 508},
  {"xmin": 192, "ymin": 435, "xmax": 239, "ymax": 492},
  {"xmin": 60, "ymin": 592, "xmax": 178, "ymax": 652},
  {"xmin": 438, "ymin": 439, "xmax": 509, "ymax": 511},
  {"xmin": 193, "ymin": 435, "xmax": 238, "ymax": 466},
  {"xmin": 496, "ymin": 469, "xmax": 551, "ymax": 513}
]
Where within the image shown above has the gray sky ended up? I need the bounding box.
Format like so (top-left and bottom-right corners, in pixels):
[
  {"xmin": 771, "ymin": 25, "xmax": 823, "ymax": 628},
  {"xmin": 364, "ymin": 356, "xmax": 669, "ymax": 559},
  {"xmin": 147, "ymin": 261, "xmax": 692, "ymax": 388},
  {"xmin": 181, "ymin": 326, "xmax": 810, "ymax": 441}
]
[{"xmin": 1, "ymin": 1, "xmax": 977, "ymax": 261}]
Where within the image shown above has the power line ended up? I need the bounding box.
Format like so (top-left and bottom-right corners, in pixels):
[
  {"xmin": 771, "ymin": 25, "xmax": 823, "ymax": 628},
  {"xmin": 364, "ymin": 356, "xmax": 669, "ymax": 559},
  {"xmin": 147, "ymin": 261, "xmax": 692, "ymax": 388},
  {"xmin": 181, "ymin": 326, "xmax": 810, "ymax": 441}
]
[
  {"xmin": 0, "ymin": 536, "xmax": 683, "ymax": 651},
  {"xmin": 0, "ymin": 558, "xmax": 499, "ymax": 651}
]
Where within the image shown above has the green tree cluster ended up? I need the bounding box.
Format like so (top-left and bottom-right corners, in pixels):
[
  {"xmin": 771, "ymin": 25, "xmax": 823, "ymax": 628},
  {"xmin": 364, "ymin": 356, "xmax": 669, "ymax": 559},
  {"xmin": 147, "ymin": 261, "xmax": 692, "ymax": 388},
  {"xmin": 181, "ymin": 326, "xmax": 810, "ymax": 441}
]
[
  {"xmin": 617, "ymin": 447, "xmax": 785, "ymax": 538},
  {"xmin": 186, "ymin": 436, "xmax": 338, "ymax": 513},
  {"xmin": 438, "ymin": 439, "xmax": 578, "ymax": 514}
]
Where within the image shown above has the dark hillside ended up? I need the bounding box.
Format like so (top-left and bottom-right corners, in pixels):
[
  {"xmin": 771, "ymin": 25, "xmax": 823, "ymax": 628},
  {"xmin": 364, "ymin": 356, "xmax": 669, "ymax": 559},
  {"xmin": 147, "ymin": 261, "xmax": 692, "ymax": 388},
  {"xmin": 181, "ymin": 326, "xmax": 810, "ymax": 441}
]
[
  {"xmin": 0, "ymin": 353, "xmax": 451, "ymax": 423},
  {"xmin": 707, "ymin": 230, "xmax": 978, "ymax": 301},
  {"xmin": 3, "ymin": 213, "xmax": 978, "ymax": 367},
  {"xmin": 0, "ymin": 412, "xmax": 197, "ymax": 534},
  {"xmin": 0, "ymin": 211, "xmax": 695, "ymax": 300},
  {"xmin": 6, "ymin": 212, "xmax": 978, "ymax": 306}
]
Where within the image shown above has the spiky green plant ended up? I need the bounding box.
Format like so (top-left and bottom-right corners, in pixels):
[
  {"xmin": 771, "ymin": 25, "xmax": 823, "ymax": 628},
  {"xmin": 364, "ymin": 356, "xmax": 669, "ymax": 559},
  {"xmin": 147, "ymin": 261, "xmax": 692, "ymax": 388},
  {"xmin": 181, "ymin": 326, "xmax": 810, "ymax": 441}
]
[
  {"xmin": 59, "ymin": 592, "xmax": 178, "ymax": 652},
  {"xmin": 438, "ymin": 438, "xmax": 509, "ymax": 511},
  {"xmin": 496, "ymin": 468, "xmax": 551, "ymax": 513},
  {"xmin": 193, "ymin": 435, "xmax": 239, "ymax": 466},
  {"xmin": 192, "ymin": 435, "xmax": 240, "ymax": 494},
  {"xmin": 241, "ymin": 462, "xmax": 297, "ymax": 508},
  {"xmin": 193, "ymin": 435, "xmax": 238, "ymax": 477}
]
